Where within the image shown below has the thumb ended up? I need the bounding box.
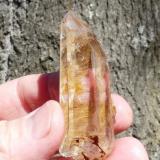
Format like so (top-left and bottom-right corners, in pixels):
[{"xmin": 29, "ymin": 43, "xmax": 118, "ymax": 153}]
[{"xmin": 0, "ymin": 100, "xmax": 64, "ymax": 160}]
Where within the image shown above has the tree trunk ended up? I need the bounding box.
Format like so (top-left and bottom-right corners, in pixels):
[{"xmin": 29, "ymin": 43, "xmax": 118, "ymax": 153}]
[{"xmin": 0, "ymin": 0, "xmax": 159, "ymax": 159}]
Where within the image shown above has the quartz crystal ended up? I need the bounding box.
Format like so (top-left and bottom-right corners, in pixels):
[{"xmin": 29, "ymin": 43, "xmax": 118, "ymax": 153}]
[{"xmin": 59, "ymin": 11, "xmax": 116, "ymax": 160}]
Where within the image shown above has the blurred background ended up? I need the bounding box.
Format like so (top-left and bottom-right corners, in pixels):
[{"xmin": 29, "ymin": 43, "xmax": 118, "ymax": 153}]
[{"xmin": 0, "ymin": 0, "xmax": 160, "ymax": 159}]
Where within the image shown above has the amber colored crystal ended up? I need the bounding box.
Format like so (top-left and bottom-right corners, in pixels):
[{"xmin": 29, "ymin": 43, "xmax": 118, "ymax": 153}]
[{"xmin": 59, "ymin": 11, "xmax": 116, "ymax": 160}]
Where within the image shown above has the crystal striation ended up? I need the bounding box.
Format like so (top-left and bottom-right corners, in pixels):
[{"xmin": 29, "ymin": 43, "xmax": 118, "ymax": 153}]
[{"xmin": 59, "ymin": 11, "xmax": 116, "ymax": 160}]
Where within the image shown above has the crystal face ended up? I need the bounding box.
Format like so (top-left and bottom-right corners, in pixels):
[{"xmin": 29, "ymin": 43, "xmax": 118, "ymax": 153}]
[{"xmin": 59, "ymin": 11, "xmax": 116, "ymax": 160}]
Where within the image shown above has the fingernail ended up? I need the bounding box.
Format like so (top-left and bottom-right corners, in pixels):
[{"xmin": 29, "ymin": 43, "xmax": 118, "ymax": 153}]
[
  {"xmin": 30, "ymin": 103, "xmax": 53, "ymax": 139},
  {"xmin": 48, "ymin": 72, "xmax": 59, "ymax": 101}
]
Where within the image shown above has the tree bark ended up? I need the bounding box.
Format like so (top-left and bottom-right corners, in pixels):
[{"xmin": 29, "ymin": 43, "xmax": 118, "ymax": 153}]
[{"xmin": 0, "ymin": 0, "xmax": 160, "ymax": 159}]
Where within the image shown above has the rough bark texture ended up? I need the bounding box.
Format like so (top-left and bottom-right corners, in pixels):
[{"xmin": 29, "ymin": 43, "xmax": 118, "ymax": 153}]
[{"xmin": 0, "ymin": 0, "xmax": 159, "ymax": 159}]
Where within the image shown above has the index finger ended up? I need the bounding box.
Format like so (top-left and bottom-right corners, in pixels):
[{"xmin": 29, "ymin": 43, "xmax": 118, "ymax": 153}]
[
  {"xmin": 0, "ymin": 72, "xmax": 132, "ymax": 135},
  {"xmin": 0, "ymin": 73, "xmax": 58, "ymax": 120}
]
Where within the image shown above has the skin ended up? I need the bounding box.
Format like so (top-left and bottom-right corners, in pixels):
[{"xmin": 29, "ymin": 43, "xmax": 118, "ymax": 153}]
[{"xmin": 0, "ymin": 72, "xmax": 149, "ymax": 160}]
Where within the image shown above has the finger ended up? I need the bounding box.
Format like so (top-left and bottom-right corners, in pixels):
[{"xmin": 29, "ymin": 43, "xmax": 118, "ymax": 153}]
[
  {"xmin": 0, "ymin": 71, "xmax": 133, "ymax": 136},
  {"xmin": 17, "ymin": 73, "xmax": 58, "ymax": 112},
  {"xmin": 0, "ymin": 72, "xmax": 59, "ymax": 120},
  {"xmin": 45, "ymin": 79, "xmax": 133, "ymax": 134},
  {"xmin": 0, "ymin": 100, "xmax": 64, "ymax": 160},
  {"xmin": 112, "ymin": 94, "xmax": 133, "ymax": 134},
  {"xmin": 49, "ymin": 80, "xmax": 133, "ymax": 134},
  {"xmin": 107, "ymin": 137, "xmax": 149, "ymax": 160}
]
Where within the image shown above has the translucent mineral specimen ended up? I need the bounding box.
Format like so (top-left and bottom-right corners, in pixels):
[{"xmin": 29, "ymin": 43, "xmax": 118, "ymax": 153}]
[{"xmin": 59, "ymin": 11, "xmax": 116, "ymax": 160}]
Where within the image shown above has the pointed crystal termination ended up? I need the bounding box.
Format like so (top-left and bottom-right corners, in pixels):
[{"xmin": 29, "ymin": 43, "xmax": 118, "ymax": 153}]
[{"xmin": 59, "ymin": 11, "xmax": 116, "ymax": 160}]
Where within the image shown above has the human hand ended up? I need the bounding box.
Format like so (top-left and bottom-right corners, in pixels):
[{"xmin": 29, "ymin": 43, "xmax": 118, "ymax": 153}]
[{"xmin": 0, "ymin": 72, "xmax": 148, "ymax": 160}]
